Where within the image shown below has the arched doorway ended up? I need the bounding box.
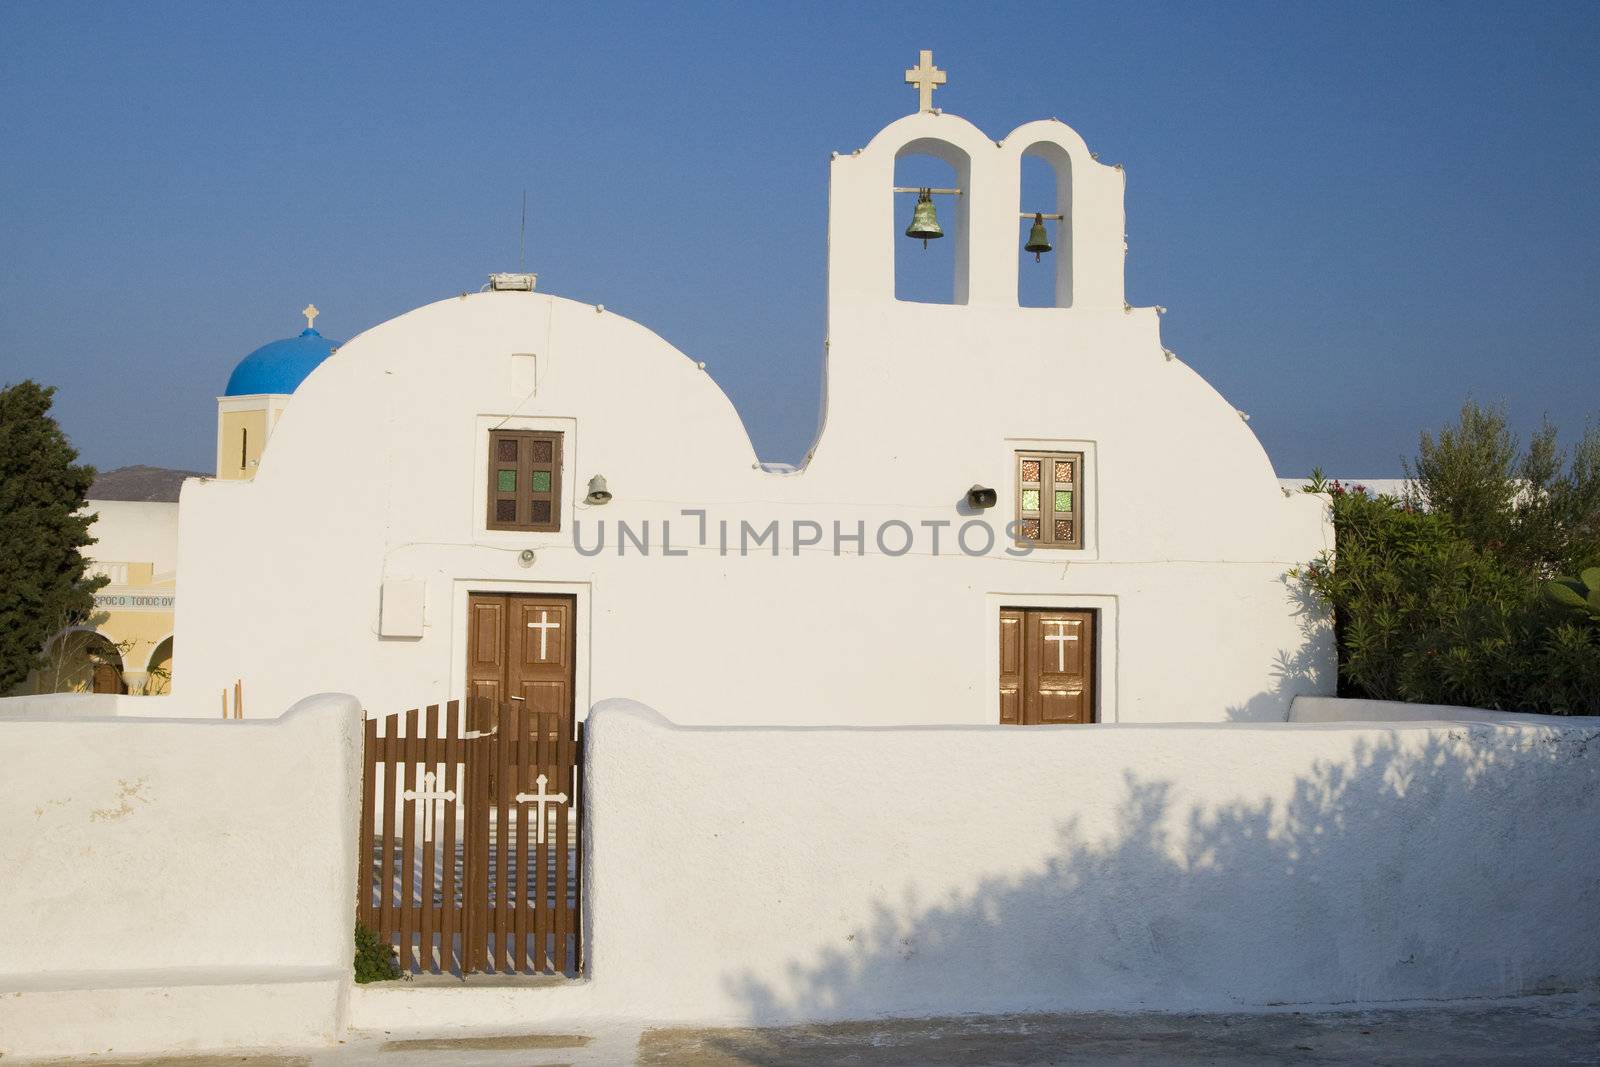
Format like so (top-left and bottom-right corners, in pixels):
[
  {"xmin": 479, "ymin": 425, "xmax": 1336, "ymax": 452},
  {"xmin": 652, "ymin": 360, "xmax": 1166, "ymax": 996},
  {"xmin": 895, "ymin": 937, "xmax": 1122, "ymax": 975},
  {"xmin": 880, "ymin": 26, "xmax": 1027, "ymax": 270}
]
[
  {"xmin": 145, "ymin": 636, "xmax": 174, "ymax": 695},
  {"xmin": 38, "ymin": 629, "xmax": 127, "ymax": 694}
]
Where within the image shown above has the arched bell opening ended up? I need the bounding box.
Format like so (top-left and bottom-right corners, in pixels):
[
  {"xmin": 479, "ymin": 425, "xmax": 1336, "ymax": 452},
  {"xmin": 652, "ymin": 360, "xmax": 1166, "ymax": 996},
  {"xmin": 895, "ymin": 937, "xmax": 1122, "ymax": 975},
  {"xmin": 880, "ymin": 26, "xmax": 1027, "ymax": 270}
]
[
  {"xmin": 1018, "ymin": 142, "xmax": 1073, "ymax": 308},
  {"xmin": 893, "ymin": 138, "xmax": 971, "ymax": 306}
]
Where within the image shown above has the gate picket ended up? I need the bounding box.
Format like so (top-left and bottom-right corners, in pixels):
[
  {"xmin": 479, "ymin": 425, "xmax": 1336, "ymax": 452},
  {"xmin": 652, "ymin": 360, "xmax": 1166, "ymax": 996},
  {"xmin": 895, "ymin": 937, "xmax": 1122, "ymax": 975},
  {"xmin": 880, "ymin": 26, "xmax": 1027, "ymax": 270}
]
[
  {"xmin": 358, "ymin": 716, "xmax": 377, "ymax": 930},
  {"xmin": 440, "ymin": 700, "xmax": 460, "ymax": 973}
]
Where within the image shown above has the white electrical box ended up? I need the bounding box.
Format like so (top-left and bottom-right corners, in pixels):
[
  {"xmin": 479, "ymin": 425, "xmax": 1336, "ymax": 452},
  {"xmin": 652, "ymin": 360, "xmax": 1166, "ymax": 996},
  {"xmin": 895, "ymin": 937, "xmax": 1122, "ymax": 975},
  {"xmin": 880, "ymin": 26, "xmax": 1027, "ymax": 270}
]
[{"xmin": 379, "ymin": 579, "xmax": 426, "ymax": 638}]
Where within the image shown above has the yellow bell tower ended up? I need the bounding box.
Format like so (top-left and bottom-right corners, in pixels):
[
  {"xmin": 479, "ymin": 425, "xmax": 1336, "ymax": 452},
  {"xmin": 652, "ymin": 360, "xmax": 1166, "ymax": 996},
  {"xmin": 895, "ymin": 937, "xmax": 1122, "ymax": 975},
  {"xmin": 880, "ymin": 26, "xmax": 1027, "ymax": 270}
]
[{"xmin": 215, "ymin": 305, "xmax": 338, "ymax": 479}]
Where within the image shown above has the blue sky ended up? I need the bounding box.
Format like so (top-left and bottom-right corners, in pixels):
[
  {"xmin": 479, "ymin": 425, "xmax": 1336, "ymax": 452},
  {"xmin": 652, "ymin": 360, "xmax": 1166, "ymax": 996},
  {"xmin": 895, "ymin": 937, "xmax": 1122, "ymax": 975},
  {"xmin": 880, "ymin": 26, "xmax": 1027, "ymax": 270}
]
[{"xmin": 2, "ymin": 2, "xmax": 1596, "ymax": 476}]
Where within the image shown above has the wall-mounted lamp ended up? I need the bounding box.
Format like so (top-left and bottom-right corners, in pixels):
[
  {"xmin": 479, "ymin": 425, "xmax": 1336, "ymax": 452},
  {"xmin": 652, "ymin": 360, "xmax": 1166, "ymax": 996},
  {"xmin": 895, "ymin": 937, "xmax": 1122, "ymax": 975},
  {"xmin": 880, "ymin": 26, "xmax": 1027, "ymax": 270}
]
[
  {"xmin": 966, "ymin": 484, "xmax": 998, "ymax": 509},
  {"xmin": 585, "ymin": 475, "xmax": 613, "ymax": 505},
  {"xmin": 518, "ymin": 549, "xmax": 537, "ymax": 568}
]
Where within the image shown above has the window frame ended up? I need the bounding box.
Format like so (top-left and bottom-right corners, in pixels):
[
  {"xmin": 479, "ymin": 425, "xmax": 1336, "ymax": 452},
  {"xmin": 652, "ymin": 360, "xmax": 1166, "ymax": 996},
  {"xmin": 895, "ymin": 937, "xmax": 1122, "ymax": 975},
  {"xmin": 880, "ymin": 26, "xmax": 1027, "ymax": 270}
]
[
  {"xmin": 1014, "ymin": 450, "xmax": 1084, "ymax": 550},
  {"xmin": 486, "ymin": 429, "xmax": 563, "ymax": 533}
]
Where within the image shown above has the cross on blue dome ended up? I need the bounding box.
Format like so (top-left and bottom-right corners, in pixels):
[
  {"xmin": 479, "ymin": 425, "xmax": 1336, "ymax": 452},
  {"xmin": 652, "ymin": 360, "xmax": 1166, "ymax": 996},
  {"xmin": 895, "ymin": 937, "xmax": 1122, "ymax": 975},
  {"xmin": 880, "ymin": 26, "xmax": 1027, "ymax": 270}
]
[{"xmin": 223, "ymin": 312, "xmax": 341, "ymax": 397}]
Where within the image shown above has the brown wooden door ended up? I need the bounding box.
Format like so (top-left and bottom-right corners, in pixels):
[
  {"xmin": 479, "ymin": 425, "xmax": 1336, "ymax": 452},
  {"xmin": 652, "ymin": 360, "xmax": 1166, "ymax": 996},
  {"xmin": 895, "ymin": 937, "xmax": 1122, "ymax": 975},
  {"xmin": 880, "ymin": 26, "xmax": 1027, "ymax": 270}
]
[
  {"xmin": 91, "ymin": 659, "xmax": 126, "ymax": 694},
  {"xmin": 999, "ymin": 608, "xmax": 1095, "ymax": 724},
  {"xmin": 466, "ymin": 593, "xmax": 576, "ymax": 736}
]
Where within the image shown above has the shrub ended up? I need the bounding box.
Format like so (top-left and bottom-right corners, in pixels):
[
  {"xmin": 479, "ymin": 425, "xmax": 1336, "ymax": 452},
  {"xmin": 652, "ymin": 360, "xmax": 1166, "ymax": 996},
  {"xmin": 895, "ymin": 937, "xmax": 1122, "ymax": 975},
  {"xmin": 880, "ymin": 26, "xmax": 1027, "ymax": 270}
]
[
  {"xmin": 1298, "ymin": 402, "xmax": 1600, "ymax": 716},
  {"xmin": 353, "ymin": 922, "xmax": 401, "ymax": 983}
]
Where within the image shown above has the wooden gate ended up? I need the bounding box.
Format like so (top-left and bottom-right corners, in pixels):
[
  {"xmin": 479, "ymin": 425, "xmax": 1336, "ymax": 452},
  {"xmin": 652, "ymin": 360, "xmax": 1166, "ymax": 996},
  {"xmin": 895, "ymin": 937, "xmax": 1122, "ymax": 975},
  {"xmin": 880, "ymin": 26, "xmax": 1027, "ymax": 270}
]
[{"xmin": 357, "ymin": 699, "xmax": 582, "ymax": 976}]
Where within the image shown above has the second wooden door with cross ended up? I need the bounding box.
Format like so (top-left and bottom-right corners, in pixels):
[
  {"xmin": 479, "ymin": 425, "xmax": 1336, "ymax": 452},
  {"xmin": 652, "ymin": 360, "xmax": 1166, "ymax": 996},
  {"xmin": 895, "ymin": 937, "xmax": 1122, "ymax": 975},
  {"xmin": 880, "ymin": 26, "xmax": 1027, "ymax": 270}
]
[
  {"xmin": 466, "ymin": 592, "xmax": 576, "ymax": 733},
  {"xmin": 999, "ymin": 608, "xmax": 1096, "ymax": 724}
]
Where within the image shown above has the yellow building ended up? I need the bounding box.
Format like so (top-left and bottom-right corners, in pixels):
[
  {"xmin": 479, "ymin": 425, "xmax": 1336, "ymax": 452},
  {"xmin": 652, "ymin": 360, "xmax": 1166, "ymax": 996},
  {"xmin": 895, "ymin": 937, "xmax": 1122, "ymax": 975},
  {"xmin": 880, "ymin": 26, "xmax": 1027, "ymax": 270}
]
[
  {"xmin": 23, "ymin": 307, "xmax": 339, "ymax": 696},
  {"xmin": 30, "ymin": 493, "xmax": 180, "ymax": 695}
]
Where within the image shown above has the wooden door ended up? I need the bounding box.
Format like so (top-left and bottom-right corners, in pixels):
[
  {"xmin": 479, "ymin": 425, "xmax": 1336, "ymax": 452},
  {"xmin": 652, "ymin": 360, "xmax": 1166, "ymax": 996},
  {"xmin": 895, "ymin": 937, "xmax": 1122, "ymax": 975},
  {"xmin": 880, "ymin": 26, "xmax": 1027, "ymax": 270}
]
[
  {"xmin": 91, "ymin": 661, "xmax": 125, "ymax": 695},
  {"xmin": 999, "ymin": 608, "xmax": 1095, "ymax": 724},
  {"xmin": 466, "ymin": 593, "xmax": 576, "ymax": 735}
]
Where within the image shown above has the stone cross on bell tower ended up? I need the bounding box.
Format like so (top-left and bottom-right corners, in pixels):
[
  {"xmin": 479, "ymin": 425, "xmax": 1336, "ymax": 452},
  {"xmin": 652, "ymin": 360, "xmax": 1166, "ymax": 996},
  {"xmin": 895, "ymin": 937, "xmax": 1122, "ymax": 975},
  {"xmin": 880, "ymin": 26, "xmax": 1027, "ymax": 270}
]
[{"xmin": 904, "ymin": 50, "xmax": 946, "ymax": 112}]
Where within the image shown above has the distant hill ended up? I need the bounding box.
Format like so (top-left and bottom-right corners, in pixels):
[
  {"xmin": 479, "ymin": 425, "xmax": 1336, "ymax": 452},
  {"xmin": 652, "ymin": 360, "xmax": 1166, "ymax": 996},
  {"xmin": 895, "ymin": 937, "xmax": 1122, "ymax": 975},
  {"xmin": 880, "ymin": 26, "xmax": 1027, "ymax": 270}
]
[{"xmin": 88, "ymin": 465, "xmax": 205, "ymax": 502}]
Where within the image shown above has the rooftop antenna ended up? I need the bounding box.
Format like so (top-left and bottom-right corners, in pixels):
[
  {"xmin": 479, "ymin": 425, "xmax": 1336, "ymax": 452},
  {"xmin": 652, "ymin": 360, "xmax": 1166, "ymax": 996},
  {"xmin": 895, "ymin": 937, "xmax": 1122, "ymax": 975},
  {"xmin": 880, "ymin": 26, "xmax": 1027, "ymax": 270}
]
[{"xmin": 485, "ymin": 189, "xmax": 538, "ymax": 291}]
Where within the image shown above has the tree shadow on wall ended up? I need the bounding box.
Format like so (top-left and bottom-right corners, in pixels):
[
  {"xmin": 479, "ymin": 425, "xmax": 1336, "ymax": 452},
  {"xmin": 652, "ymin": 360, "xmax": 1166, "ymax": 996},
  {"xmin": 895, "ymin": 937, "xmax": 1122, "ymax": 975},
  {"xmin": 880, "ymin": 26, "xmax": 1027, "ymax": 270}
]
[
  {"xmin": 716, "ymin": 725, "xmax": 1597, "ymax": 1056},
  {"xmin": 1227, "ymin": 573, "xmax": 1333, "ymax": 721}
]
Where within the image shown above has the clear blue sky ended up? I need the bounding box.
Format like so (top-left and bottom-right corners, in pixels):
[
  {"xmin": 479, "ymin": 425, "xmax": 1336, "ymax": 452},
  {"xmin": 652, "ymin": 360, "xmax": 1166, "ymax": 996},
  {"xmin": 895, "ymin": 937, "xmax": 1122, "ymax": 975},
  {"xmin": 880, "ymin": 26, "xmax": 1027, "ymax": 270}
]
[{"xmin": 3, "ymin": 1, "xmax": 1596, "ymax": 477}]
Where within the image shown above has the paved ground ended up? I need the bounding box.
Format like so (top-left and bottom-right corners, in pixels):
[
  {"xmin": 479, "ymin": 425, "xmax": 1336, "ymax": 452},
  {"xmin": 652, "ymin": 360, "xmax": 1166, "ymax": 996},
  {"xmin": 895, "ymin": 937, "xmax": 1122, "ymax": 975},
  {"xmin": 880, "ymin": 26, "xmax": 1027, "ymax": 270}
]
[{"xmin": 28, "ymin": 995, "xmax": 1600, "ymax": 1066}]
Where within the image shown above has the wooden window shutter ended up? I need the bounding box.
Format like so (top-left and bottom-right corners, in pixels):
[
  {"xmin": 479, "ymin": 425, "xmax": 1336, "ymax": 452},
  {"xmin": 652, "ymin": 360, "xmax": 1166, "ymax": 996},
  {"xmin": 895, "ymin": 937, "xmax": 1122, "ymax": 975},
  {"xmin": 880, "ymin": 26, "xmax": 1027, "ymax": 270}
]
[
  {"xmin": 487, "ymin": 430, "xmax": 563, "ymax": 533},
  {"xmin": 1014, "ymin": 450, "xmax": 1084, "ymax": 549}
]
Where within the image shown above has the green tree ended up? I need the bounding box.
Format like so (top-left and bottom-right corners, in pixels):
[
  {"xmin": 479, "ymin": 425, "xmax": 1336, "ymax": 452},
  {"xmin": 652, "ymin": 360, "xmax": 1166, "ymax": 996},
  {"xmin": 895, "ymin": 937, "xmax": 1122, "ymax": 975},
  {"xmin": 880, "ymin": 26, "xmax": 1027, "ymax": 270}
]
[
  {"xmin": 1408, "ymin": 400, "xmax": 1600, "ymax": 576},
  {"xmin": 1300, "ymin": 402, "xmax": 1600, "ymax": 715},
  {"xmin": 0, "ymin": 382, "xmax": 105, "ymax": 693}
]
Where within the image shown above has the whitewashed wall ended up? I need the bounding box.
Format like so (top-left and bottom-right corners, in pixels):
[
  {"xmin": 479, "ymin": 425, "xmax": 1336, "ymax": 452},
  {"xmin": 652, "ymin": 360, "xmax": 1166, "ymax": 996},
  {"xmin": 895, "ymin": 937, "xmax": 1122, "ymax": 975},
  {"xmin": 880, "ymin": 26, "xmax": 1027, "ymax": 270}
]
[
  {"xmin": 0, "ymin": 690, "xmax": 219, "ymax": 718},
  {"xmin": 85, "ymin": 499, "xmax": 181, "ymax": 573},
  {"xmin": 573, "ymin": 700, "xmax": 1600, "ymax": 1024},
  {"xmin": 0, "ymin": 693, "xmax": 362, "ymax": 1060},
  {"xmin": 1292, "ymin": 695, "xmax": 1600, "ymax": 725},
  {"xmin": 171, "ymin": 128, "xmax": 1333, "ymax": 729},
  {"xmin": 167, "ymin": 108, "xmax": 1331, "ymax": 729}
]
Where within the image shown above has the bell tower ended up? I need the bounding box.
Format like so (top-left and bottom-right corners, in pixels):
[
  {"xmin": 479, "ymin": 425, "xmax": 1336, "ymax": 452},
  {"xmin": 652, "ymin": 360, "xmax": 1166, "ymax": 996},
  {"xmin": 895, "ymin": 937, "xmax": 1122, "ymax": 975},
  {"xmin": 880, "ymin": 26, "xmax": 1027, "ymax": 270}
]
[
  {"xmin": 806, "ymin": 54, "xmax": 1139, "ymax": 473},
  {"xmin": 824, "ymin": 52, "xmax": 1127, "ymax": 314},
  {"xmin": 216, "ymin": 305, "xmax": 339, "ymax": 480}
]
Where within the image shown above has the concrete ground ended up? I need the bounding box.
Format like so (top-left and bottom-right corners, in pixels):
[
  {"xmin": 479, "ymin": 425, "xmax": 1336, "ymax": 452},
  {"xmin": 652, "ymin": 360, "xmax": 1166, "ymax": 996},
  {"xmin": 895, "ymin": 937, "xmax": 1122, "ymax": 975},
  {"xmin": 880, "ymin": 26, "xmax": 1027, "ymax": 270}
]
[{"xmin": 27, "ymin": 995, "xmax": 1600, "ymax": 1066}]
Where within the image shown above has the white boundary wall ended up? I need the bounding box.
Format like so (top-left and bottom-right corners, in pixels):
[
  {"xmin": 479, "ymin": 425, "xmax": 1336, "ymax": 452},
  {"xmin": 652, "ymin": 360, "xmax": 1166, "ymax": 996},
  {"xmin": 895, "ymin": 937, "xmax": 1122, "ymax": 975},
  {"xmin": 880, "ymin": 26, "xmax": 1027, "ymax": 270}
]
[
  {"xmin": 0, "ymin": 693, "xmax": 363, "ymax": 1060},
  {"xmin": 1290, "ymin": 695, "xmax": 1595, "ymax": 726},
  {"xmin": 569, "ymin": 700, "xmax": 1600, "ymax": 1025},
  {"xmin": 0, "ymin": 690, "xmax": 221, "ymax": 718}
]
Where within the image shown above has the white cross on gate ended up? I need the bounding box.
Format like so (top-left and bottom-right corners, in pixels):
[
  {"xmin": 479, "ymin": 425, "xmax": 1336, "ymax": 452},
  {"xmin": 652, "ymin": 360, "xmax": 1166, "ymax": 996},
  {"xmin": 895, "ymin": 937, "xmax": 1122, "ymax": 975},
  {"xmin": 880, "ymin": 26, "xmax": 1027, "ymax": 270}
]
[
  {"xmin": 904, "ymin": 49, "xmax": 947, "ymax": 112},
  {"xmin": 1043, "ymin": 621, "xmax": 1079, "ymax": 673},
  {"xmin": 402, "ymin": 770, "xmax": 456, "ymax": 842},
  {"xmin": 514, "ymin": 773, "xmax": 569, "ymax": 845},
  {"xmin": 527, "ymin": 610, "xmax": 560, "ymax": 660}
]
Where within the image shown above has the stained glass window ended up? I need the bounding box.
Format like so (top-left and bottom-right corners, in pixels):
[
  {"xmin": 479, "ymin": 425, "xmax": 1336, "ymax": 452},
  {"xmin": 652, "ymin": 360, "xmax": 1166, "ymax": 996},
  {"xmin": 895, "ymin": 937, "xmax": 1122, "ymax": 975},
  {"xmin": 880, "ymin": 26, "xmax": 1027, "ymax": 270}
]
[
  {"xmin": 487, "ymin": 429, "xmax": 562, "ymax": 532},
  {"xmin": 1015, "ymin": 450, "xmax": 1084, "ymax": 549}
]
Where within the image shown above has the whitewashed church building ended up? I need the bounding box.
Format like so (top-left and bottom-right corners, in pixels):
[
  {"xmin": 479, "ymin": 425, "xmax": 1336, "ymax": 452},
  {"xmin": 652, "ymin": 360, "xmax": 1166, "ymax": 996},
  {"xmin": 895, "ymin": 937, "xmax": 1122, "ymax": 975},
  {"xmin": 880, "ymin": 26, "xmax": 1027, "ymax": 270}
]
[{"xmin": 173, "ymin": 55, "xmax": 1332, "ymax": 729}]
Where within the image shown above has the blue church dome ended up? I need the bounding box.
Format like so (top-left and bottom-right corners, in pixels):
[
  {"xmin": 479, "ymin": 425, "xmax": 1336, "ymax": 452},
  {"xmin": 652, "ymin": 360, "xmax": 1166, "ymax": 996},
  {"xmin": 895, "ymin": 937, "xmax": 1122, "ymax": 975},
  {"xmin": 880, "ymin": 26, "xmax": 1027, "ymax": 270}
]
[{"xmin": 223, "ymin": 327, "xmax": 341, "ymax": 396}]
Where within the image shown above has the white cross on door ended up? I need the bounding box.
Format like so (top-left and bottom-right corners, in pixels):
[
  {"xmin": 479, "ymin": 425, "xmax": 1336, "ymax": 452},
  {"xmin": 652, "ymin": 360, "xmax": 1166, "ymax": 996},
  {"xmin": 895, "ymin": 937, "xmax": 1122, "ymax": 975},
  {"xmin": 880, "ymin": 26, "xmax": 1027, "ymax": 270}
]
[
  {"xmin": 1043, "ymin": 621, "xmax": 1079, "ymax": 673},
  {"xmin": 527, "ymin": 609, "xmax": 561, "ymax": 660}
]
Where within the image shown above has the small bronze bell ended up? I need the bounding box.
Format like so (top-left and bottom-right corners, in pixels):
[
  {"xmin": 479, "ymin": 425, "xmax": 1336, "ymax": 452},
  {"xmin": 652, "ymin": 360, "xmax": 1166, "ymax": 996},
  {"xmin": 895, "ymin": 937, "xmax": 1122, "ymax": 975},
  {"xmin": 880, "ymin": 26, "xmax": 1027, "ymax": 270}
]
[
  {"xmin": 1025, "ymin": 213, "xmax": 1052, "ymax": 262},
  {"xmin": 905, "ymin": 189, "xmax": 943, "ymax": 248}
]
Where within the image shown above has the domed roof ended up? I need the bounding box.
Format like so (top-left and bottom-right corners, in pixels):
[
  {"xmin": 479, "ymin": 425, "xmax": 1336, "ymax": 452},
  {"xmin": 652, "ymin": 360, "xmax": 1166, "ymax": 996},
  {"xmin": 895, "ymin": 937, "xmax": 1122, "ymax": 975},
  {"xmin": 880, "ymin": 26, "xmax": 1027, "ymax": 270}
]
[{"xmin": 223, "ymin": 327, "xmax": 340, "ymax": 397}]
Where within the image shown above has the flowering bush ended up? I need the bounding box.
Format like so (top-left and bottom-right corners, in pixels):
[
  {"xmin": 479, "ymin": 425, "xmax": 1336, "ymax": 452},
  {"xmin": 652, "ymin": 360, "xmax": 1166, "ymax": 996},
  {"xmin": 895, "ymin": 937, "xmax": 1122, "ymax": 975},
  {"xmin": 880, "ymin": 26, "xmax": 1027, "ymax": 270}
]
[{"xmin": 1295, "ymin": 403, "xmax": 1600, "ymax": 716}]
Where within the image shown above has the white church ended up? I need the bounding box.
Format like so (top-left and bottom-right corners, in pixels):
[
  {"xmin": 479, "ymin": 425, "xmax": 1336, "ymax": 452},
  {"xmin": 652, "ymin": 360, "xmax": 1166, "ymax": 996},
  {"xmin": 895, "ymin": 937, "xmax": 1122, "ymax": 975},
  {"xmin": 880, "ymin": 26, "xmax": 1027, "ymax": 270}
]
[{"xmin": 171, "ymin": 53, "xmax": 1332, "ymax": 730}]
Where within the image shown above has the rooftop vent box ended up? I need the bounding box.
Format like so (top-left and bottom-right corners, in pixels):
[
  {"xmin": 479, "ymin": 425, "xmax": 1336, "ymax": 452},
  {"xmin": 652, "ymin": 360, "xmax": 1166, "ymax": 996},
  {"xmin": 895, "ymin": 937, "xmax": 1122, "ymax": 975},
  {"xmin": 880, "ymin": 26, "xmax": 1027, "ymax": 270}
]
[{"xmin": 488, "ymin": 272, "xmax": 538, "ymax": 292}]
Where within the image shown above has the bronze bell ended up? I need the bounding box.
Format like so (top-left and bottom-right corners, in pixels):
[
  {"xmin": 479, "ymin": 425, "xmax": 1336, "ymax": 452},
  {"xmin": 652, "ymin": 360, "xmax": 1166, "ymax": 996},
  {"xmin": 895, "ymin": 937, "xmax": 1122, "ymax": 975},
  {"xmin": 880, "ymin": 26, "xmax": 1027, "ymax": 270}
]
[
  {"xmin": 1025, "ymin": 213, "xmax": 1052, "ymax": 262},
  {"xmin": 905, "ymin": 189, "xmax": 943, "ymax": 248}
]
